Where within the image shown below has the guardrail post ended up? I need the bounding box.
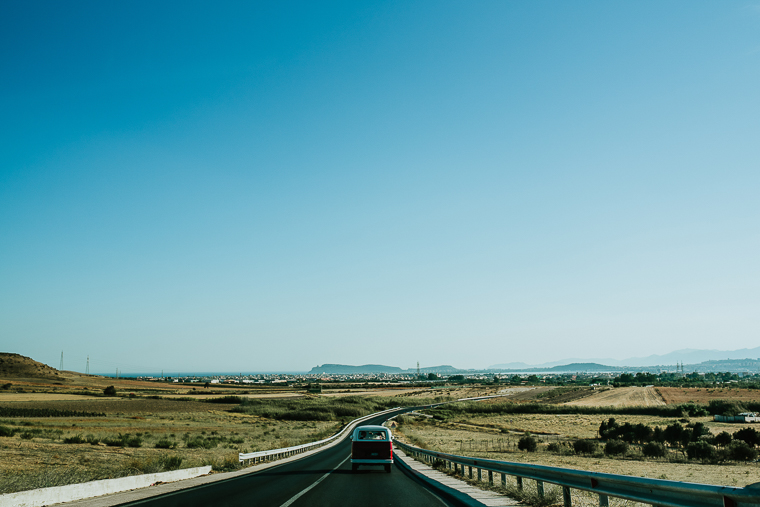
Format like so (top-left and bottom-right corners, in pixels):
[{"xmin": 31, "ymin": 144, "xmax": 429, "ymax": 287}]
[
  {"xmin": 477, "ymin": 468, "xmax": 482, "ymax": 481},
  {"xmin": 468, "ymin": 466, "xmax": 473, "ymax": 479},
  {"xmin": 536, "ymin": 480, "xmax": 544, "ymax": 497},
  {"xmin": 563, "ymin": 486, "xmax": 571, "ymax": 507},
  {"xmin": 501, "ymin": 473, "xmax": 506, "ymax": 487},
  {"xmin": 488, "ymin": 470, "xmax": 493, "ymax": 485},
  {"xmin": 599, "ymin": 494, "xmax": 609, "ymax": 507},
  {"xmin": 516, "ymin": 476, "xmax": 523, "ymax": 490}
]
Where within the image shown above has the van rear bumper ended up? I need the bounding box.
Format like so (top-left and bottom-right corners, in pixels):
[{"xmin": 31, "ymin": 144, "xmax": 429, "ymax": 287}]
[{"xmin": 351, "ymin": 458, "xmax": 393, "ymax": 464}]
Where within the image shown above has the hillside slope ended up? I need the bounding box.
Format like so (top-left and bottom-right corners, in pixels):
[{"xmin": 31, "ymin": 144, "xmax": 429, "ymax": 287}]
[{"xmin": 0, "ymin": 353, "xmax": 63, "ymax": 380}]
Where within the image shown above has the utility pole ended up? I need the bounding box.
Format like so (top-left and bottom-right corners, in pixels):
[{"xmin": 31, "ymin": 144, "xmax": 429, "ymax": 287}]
[
  {"xmin": 417, "ymin": 362, "xmax": 420, "ymax": 378},
  {"xmin": 86, "ymin": 356, "xmax": 89, "ymax": 375},
  {"xmin": 60, "ymin": 351, "xmax": 64, "ymax": 371}
]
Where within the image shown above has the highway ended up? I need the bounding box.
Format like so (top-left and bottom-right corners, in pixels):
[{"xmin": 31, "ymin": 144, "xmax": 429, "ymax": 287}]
[{"xmin": 117, "ymin": 409, "xmax": 467, "ymax": 507}]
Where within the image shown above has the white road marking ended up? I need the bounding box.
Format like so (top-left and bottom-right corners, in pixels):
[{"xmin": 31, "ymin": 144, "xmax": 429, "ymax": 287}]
[{"xmin": 278, "ymin": 455, "xmax": 351, "ymax": 507}]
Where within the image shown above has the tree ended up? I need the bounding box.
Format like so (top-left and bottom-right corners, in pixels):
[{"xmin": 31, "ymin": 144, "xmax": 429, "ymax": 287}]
[
  {"xmin": 103, "ymin": 385, "xmax": 117, "ymax": 396},
  {"xmin": 663, "ymin": 423, "xmax": 684, "ymax": 447},
  {"xmin": 733, "ymin": 428, "xmax": 760, "ymax": 447},
  {"xmin": 686, "ymin": 441, "xmax": 716, "ymax": 461},
  {"xmin": 642, "ymin": 442, "xmax": 668, "ymax": 458},
  {"xmin": 427, "ymin": 373, "xmax": 438, "ymax": 381},
  {"xmin": 714, "ymin": 431, "xmax": 733, "ymax": 447},
  {"xmin": 728, "ymin": 440, "xmax": 758, "ymax": 461}
]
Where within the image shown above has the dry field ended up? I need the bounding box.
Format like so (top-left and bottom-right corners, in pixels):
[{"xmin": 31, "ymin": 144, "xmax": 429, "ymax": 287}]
[
  {"xmin": 394, "ymin": 415, "xmax": 760, "ymax": 489},
  {"xmin": 565, "ymin": 386, "xmax": 665, "ymax": 407},
  {"xmin": 657, "ymin": 387, "xmax": 760, "ymax": 405},
  {"xmin": 0, "ymin": 397, "xmax": 342, "ymax": 493}
]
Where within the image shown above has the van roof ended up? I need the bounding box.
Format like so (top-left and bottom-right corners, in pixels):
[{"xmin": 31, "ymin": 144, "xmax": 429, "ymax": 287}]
[{"xmin": 354, "ymin": 425, "xmax": 389, "ymax": 432}]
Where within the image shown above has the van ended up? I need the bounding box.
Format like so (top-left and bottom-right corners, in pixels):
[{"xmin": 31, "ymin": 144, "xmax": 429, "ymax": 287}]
[{"xmin": 350, "ymin": 425, "xmax": 393, "ymax": 472}]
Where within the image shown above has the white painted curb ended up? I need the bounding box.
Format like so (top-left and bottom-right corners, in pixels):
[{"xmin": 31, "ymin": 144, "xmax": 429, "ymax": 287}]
[{"xmin": 0, "ymin": 466, "xmax": 212, "ymax": 507}]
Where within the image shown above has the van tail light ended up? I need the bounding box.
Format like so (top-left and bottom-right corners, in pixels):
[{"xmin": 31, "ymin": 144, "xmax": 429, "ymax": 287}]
[{"xmin": 389, "ymin": 441, "xmax": 393, "ymax": 458}]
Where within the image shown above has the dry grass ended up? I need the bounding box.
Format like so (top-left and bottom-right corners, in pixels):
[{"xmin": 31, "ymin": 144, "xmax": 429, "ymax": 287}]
[
  {"xmin": 394, "ymin": 413, "xmax": 760, "ymax": 488},
  {"xmin": 657, "ymin": 387, "xmax": 760, "ymax": 405},
  {"xmin": 565, "ymin": 387, "xmax": 665, "ymax": 407}
]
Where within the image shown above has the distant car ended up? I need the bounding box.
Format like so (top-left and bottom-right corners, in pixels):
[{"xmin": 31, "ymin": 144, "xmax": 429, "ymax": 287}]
[{"xmin": 350, "ymin": 425, "xmax": 393, "ymax": 472}]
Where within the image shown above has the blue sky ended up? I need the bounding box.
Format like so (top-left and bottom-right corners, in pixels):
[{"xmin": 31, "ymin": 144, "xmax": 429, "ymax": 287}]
[{"xmin": 2, "ymin": 1, "xmax": 759, "ymax": 373}]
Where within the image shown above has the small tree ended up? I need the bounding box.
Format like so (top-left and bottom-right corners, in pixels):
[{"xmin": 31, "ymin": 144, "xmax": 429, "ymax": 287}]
[
  {"xmin": 642, "ymin": 442, "xmax": 668, "ymax": 458},
  {"xmin": 687, "ymin": 441, "xmax": 716, "ymax": 461},
  {"xmin": 573, "ymin": 439, "xmax": 597, "ymax": 455},
  {"xmin": 103, "ymin": 385, "xmax": 117, "ymax": 396},
  {"xmin": 733, "ymin": 428, "xmax": 760, "ymax": 447},
  {"xmin": 714, "ymin": 431, "xmax": 733, "ymax": 447},
  {"xmin": 518, "ymin": 433, "xmax": 537, "ymax": 452},
  {"xmin": 728, "ymin": 440, "xmax": 758, "ymax": 461}
]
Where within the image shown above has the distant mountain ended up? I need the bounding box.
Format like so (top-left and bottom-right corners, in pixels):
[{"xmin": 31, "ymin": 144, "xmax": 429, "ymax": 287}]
[{"xmin": 489, "ymin": 346, "xmax": 760, "ymax": 370}]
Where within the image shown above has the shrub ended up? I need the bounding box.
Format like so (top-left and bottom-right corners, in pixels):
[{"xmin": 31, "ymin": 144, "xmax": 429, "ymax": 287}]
[
  {"xmin": 0, "ymin": 425, "xmax": 16, "ymax": 437},
  {"xmin": 604, "ymin": 440, "xmax": 628, "ymax": 456},
  {"xmin": 728, "ymin": 440, "xmax": 758, "ymax": 461},
  {"xmin": 159, "ymin": 455, "xmax": 183, "ymax": 470},
  {"xmin": 517, "ymin": 433, "xmax": 537, "ymax": 452},
  {"xmin": 733, "ymin": 428, "xmax": 760, "ymax": 447},
  {"xmin": 714, "ymin": 431, "xmax": 732, "ymax": 447},
  {"xmin": 642, "ymin": 442, "xmax": 668, "ymax": 458},
  {"xmin": 686, "ymin": 441, "xmax": 716, "ymax": 461},
  {"xmin": 1, "ymin": 383, "xmax": 11, "ymax": 390},
  {"xmin": 186, "ymin": 437, "xmax": 218, "ymax": 449},
  {"xmin": 205, "ymin": 396, "xmax": 243, "ymax": 404},
  {"xmin": 155, "ymin": 438, "xmax": 177, "ymax": 449},
  {"xmin": 103, "ymin": 386, "xmax": 117, "ymax": 396},
  {"xmin": 63, "ymin": 434, "xmax": 86, "ymax": 444},
  {"xmin": 573, "ymin": 439, "xmax": 597, "ymax": 455}
]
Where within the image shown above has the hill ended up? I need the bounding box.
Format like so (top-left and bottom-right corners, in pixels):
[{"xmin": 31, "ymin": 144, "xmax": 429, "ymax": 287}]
[{"xmin": 0, "ymin": 353, "xmax": 64, "ymax": 380}]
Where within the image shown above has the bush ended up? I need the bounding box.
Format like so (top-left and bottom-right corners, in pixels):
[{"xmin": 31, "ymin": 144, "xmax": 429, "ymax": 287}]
[
  {"xmin": 604, "ymin": 440, "xmax": 628, "ymax": 456},
  {"xmin": 63, "ymin": 434, "xmax": 86, "ymax": 444},
  {"xmin": 714, "ymin": 431, "xmax": 732, "ymax": 447},
  {"xmin": 159, "ymin": 455, "xmax": 183, "ymax": 470},
  {"xmin": 0, "ymin": 425, "xmax": 16, "ymax": 437},
  {"xmin": 728, "ymin": 440, "xmax": 758, "ymax": 461},
  {"xmin": 573, "ymin": 439, "xmax": 597, "ymax": 455},
  {"xmin": 155, "ymin": 438, "xmax": 177, "ymax": 449},
  {"xmin": 686, "ymin": 441, "xmax": 716, "ymax": 461},
  {"xmin": 103, "ymin": 386, "xmax": 117, "ymax": 396},
  {"xmin": 205, "ymin": 396, "xmax": 243, "ymax": 404},
  {"xmin": 517, "ymin": 433, "xmax": 537, "ymax": 452},
  {"xmin": 642, "ymin": 442, "xmax": 668, "ymax": 458},
  {"xmin": 733, "ymin": 428, "xmax": 760, "ymax": 447}
]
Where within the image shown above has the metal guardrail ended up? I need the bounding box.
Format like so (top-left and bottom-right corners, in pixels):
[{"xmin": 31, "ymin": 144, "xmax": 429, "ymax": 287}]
[
  {"xmin": 393, "ymin": 440, "xmax": 760, "ymax": 507},
  {"xmin": 238, "ymin": 407, "xmax": 401, "ymax": 464}
]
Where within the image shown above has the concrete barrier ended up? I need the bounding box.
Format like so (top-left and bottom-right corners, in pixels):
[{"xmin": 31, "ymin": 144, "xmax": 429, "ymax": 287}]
[{"xmin": 0, "ymin": 466, "xmax": 212, "ymax": 507}]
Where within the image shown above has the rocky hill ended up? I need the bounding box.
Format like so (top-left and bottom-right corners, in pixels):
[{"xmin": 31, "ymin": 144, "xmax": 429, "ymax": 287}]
[{"xmin": 0, "ymin": 353, "xmax": 63, "ymax": 380}]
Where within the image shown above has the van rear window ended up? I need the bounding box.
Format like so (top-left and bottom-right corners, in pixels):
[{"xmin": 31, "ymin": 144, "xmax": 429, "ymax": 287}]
[{"xmin": 357, "ymin": 430, "xmax": 387, "ymax": 440}]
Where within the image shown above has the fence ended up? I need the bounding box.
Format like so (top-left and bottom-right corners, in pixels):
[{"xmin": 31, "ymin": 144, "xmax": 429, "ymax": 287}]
[{"xmin": 394, "ymin": 440, "xmax": 760, "ymax": 507}]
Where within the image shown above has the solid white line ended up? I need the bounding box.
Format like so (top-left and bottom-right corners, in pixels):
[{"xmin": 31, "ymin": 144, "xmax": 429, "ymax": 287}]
[{"xmin": 278, "ymin": 455, "xmax": 351, "ymax": 507}]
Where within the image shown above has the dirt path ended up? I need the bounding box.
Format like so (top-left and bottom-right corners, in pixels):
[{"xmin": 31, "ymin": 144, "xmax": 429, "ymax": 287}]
[{"xmin": 565, "ymin": 386, "xmax": 665, "ymax": 407}]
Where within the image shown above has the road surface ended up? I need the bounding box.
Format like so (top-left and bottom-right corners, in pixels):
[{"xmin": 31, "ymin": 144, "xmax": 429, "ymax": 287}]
[{"xmin": 117, "ymin": 410, "xmax": 466, "ymax": 507}]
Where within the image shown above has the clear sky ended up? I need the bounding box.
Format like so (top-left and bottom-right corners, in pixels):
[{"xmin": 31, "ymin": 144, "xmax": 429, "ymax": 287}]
[{"xmin": 2, "ymin": 1, "xmax": 759, "ymax": 374}]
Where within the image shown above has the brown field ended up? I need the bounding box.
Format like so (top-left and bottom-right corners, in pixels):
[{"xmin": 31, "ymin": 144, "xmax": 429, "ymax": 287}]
[
  {"xmin": 657, "ymin": 387, "xmax": 760, "ymax": 405},
  {"xmin": 565, "ymin": 386, "xmax": 665, "ymax": 407}
]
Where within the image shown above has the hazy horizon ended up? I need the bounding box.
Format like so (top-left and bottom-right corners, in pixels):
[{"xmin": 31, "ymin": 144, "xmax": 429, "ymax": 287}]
[{"xmin": 2, "ymin": 1, "xmax": 759, "ymax": 373}]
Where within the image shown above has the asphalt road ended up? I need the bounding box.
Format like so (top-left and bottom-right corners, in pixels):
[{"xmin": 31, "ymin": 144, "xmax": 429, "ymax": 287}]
[{"xmin": 117, "ymin": 410, "xmax": 465, "ymax": 507}]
